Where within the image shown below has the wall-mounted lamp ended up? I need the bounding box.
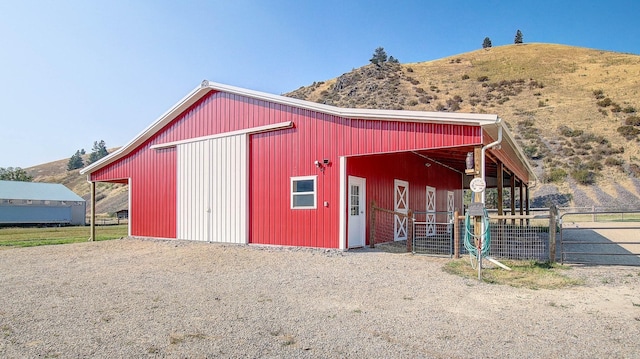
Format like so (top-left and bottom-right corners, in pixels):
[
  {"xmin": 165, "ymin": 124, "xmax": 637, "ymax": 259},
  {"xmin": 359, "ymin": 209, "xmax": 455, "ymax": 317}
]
[{"xmin": 315, "ymin": 159, "xmax": 331, "ymax": 173}]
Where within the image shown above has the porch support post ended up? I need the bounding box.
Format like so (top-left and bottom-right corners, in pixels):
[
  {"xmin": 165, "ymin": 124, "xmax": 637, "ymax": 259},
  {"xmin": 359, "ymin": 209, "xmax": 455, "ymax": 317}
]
[
  {"xmin": 473, "ymin": 146, "xmax": 482, "ymax": 264},
  {"xmin": 89, "ymin": 181, "xmax": 96, "ymax": 242},
  {"xmin": 497, "ymin": 162, "xmax": 504, "ymax": 216},
  {"xmin": 519, "ymin": 179, "xmax": 524, "ymax": 226},
  {"xmin": 453, "ymin": 209, "xmax": 460, "ymax": 258},
  {"xmin": 525, "ymin": 185, "xmax": 530, "ymax": 226},
  {"xmin": 496, "ymin": 162, "xmax": 505, "ymax": 252},
  {"xmin": 510, "ymin": 175, "xmax": 516, "ymax": 225}
]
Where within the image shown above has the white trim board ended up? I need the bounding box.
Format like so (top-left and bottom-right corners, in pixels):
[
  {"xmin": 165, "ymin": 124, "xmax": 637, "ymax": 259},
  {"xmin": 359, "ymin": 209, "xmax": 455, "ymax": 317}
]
[{"xmin": 150, "ymin": 121, "xmax": 293, "ymax": 150}]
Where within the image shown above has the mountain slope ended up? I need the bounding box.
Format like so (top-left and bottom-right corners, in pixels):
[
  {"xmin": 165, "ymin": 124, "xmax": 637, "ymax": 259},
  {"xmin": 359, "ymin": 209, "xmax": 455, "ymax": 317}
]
[{"xmin": 286, "ymin": 43, "xmax": 640, "ymax": 208}]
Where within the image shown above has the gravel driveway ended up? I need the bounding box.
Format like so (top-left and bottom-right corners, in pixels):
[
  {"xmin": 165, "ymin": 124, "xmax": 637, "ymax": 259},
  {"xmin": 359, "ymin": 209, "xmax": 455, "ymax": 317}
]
[{"xmin": 1, "ymin": 238, "xmax": 639, "ymax": 358}]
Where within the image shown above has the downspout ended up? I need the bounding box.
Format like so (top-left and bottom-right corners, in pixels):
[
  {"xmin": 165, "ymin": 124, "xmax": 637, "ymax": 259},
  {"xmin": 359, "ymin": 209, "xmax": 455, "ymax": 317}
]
[{"xmin": 481, "ymin": 117, "xmax": 503, "ymax": 205}]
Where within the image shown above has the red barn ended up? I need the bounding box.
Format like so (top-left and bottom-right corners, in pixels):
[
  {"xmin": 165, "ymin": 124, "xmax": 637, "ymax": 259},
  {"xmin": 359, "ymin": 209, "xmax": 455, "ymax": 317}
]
[{"xmin": 81, "ymin": 80, "xmax": 534, "ymax": 249}]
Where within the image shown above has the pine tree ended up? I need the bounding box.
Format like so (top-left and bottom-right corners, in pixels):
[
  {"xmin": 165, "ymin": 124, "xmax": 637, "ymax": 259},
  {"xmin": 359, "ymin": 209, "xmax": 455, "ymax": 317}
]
[
  {"xmin": 0, "ymin": 167, "xmax": 33, "ymax": 181},
  {"xmin": 482, "ymin": 37, "xmax": 492, "ymax": 49},
  {"xmin": 388, "ymin": 56, "xmax": 399, "ymax": 64},
  {"xmin": 514, "ymin": 30, "xmax": 523, "ymax": 44},
  {"xmin": 67, "ymin": 150, "xmax": 84, "ymax": 171},
  {"xmin": 370, "ymin": 47, "xmax": 388, "ymax": 66},
  {"xmin": 87, "ymin": 140, "xmax": 109, "ymax": 164}
]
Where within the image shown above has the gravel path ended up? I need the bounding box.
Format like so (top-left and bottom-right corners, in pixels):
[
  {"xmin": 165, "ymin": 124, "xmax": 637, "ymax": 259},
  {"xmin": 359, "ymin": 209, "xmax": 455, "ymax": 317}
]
[{"xmin": 1, "ymin": 238, "xmax": 639, "ymax": 358}]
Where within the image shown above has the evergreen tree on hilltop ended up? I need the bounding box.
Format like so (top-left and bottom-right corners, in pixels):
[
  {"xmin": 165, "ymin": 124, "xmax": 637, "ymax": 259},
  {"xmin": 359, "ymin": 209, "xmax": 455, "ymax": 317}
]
[
  {"xmin": 514, "ymin": 30, "xmax": 523, "ymax": 44},
  {"xmin": 370, "ymin": 47, "xmax": 388, "ymax": 66},
  {"xmin": 67, "ymin": 150, "xmax": 84, "ymax": 171},
  {"xmin": 87, "ymin": 140, "xmax": 109, "ymax": 165},
  {"xmin": 482, "ymin": 37, "xmax": 492, "ymax": 48}
]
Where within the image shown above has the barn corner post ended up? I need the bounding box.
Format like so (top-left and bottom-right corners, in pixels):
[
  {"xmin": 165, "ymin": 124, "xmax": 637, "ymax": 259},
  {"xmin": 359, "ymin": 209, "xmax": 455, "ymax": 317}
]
[{"xmin": 89, "ymin": 181, "xmax": 96, "ymax": 241}]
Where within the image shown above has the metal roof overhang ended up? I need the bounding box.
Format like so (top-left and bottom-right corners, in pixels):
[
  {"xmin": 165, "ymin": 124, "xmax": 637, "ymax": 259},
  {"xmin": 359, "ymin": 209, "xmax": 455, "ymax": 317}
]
[{"xmin": 411, "ymin": 121, "xmax": 536, "ymax": 188}]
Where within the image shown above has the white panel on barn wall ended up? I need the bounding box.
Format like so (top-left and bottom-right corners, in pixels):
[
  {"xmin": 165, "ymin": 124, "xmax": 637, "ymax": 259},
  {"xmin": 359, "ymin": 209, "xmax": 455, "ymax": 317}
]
[
  {"xmin": 208, "ymin": 134, "xmax": 247, "ymax": 244},
  {"xmin": 177, "ymin": 134, "xmax": 248, "ymax": 243},
  {"xmin": 177, "ymin": 140, "xmax": 211, "ymax": 241}
]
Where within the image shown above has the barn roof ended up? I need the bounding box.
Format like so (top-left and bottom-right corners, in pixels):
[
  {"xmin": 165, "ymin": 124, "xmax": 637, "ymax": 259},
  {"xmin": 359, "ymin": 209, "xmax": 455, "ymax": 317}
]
[
  {"xmin": 0, "ymin": 181, "xmax": 85, "ymax": 202},
  {"xmin": 81, "ymin": 80, "xmax": 535, "ymax": 183}
]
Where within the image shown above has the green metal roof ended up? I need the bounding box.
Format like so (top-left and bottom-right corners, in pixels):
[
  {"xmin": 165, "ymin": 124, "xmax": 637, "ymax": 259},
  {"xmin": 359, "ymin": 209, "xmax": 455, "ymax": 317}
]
[{"xmin": 0, "ymin": 181, "xmax": 85, "ymax": 202}]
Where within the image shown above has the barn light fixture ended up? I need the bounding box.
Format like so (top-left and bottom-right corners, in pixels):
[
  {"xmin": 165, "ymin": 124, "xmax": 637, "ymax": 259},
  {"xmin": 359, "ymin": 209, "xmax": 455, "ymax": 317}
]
[{"xmin": 315, "ymin": 159, "xmax": 331, "ymax": 173}]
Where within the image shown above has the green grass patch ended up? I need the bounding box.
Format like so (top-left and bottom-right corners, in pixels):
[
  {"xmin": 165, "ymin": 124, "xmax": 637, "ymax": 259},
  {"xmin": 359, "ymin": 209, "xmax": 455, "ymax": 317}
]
[
  {"xmin": 443, "ymin": 259, "xmax": 583, "ymax": 289},
  {"xmin": 0, "ymin": 225, "xmax": 128, "ymax": 249}
]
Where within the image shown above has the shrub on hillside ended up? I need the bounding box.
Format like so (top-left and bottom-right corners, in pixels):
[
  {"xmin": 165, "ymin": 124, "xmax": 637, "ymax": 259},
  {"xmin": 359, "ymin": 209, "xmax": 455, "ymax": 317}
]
[
  {"xmin": 571, "ymin": 169, "xmax": 595, "ymax": 185},
  {"xmin": 462, "ymin": 74, "xmax": 470, "ymax": 80},
  {"xmin": 558, "ymin": 125, "xmax": 583, "ymax": 138},
  {"xmin": 477, "ymin": 75, "xmax": 489, "ymax": 82},
  {"xmin": 625, "ymin": 116, "xmax": 640, "ymax": 126},
  {"xmin": 622, "ymin": 106, "xmax": 636, "ymax": 113},
  {"xmin": 544, "ymin": 167, "xmax": 567, "ymax": 183},
  {"xmin": 597, "ymin": 98, "xmax": 613, "ymax": 107},
  {"xmin": 629, "ymin": 164, "xmax": 640, "ymax": 177},
  {"xmin": 592, "ymin": 89, "xmax": 605, "ymax": 99},
  {"xmin": 604, "ymin": 157, "xmax": 624, "ymax": 167},
  {"xmin": 617, "ymin": 125, "xmax": 640, "ymax": 140}
]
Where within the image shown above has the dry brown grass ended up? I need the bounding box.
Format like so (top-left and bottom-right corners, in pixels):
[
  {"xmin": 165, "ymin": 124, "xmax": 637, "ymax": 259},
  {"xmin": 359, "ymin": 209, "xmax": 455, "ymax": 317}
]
[{"xmin": 286, "ymin": 43, "xmax": 640, "ymax": 205}]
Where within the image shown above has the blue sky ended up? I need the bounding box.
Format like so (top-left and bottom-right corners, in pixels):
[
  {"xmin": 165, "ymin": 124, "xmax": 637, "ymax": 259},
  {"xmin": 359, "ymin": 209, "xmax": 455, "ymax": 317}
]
[{"xmin": 1, "ymin": 0, "xmax": 639, "ymax": 168}]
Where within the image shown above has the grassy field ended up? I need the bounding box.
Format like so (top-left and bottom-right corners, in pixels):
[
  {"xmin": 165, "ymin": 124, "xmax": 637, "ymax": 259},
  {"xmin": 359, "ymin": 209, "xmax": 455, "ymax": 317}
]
[{"xmin": 0, "ymin": 225, "xmax": 128, "ymax": 249}]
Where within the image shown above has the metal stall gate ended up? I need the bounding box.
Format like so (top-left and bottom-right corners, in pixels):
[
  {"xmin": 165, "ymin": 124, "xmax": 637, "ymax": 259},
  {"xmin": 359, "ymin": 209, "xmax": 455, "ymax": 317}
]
[
  {"xmin": 413, "ymin": 211, "xmax": 454, "ymax": 256},
  {"xmin": 560, "ymin": 211, "xmax": 640, "ymax": 266}
]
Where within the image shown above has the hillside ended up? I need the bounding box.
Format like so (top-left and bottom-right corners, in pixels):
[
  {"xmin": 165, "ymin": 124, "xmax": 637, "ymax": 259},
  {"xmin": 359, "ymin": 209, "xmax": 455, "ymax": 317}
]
[
  {"xmin": 286, "ymin": 43, "xmax": 640, "ymax": 208},
  {"xmin": 26, "ymin": 150, "xmax": 127, "ymax": 217},
  {"xmin": 23, "ymin": 44, "xmax": 640, "ymax": 210}
]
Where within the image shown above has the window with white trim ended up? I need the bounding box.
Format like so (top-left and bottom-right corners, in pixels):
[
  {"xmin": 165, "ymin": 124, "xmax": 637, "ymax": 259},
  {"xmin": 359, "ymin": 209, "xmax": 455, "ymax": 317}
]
[{"xmin": 291, "ymin": 176, "xmax": 317, "ymax": 209}]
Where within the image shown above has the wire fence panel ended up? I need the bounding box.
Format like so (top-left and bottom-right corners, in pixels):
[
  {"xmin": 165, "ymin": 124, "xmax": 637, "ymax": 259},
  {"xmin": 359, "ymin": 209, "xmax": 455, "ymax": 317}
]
[
  {"xmin": 413, "ymin": 222, "xmax": 453, "ymax": 256},
  {"xmin": 459, "ymin": 219, "xmax": 550, "ymax": 261}
]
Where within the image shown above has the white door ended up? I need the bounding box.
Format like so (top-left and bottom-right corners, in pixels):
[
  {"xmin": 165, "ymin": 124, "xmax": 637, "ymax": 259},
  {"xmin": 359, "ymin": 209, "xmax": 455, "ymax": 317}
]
[
  {"xmin": 394, "ymin": 179, "xmax": 409, "ymax": 241},
  {"xmin": 348, "ymin": 176, "xmax": 366, "ymax": 248},
  {"xmin": 426, "ymin": 186, "xmax": 436, "ymax": 236}
]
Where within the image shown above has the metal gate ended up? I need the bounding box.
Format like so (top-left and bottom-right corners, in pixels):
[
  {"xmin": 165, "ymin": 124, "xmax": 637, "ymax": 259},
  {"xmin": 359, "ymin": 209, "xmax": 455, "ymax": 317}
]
[
  {"xmin": 413, "ymin": 211, "xmax": 453, "ymax": 256},
  {"xmin": 560, "ymin": 211, "xmax": 640, "ymax": 266}
]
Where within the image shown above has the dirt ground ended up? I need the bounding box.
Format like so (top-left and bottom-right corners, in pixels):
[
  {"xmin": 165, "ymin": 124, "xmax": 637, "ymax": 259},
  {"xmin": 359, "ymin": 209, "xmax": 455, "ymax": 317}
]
[{"xmin": 1, "ymin": 238, "xmax": 639, "ymax": 358}]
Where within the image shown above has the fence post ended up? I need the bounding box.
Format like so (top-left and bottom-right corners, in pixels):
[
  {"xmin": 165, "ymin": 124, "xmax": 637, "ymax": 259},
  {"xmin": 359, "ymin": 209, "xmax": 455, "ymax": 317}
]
[
  {"xmin": 369, "ymin": 201, "xmax": 376, "ymax": 248},
  {"xmin": 592, "ymin": 205, "xmax": 596, "ymax": 222},
  {"xmin": 407, "ymin": 210, "xmax": 413, "ymax": 253},
  {"xmin": 549, "ymin": 205, "xmax": 557, "ymax": 263},
  {"xmin": 453, "ymin": 209, "xmax": 460, "ymax": 258}
]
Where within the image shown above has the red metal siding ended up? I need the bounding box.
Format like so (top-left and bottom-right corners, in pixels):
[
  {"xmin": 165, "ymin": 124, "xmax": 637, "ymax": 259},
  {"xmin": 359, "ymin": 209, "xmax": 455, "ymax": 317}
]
[
  {"xmin": 92, "ymin": 90, "xmax": 480, "ymax": 244},
  {"xmin": 348, "ymin": 153, "xmax": 462, "ymax": 246},
  {"xmin": 249, "ymin": 107, "xmax": 478, "ymax": 248}
]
